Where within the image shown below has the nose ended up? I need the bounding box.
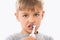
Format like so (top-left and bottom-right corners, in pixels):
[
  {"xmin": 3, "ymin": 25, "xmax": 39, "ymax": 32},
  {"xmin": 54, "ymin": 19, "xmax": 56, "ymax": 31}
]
[{"xmin": 28, "ymin": 16, "xmax": 35, "ymax": 23}]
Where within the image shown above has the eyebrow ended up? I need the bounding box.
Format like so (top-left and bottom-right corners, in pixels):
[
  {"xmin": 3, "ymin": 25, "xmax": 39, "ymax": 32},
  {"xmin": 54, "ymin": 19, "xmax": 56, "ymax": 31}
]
[
  {"xmin": 34, "ymin": 12, "xmax": 40, "ymax": 13},
  {"xmin": 22, "ymin": 13, "xmax": 28, "ymax": 15},
  {"xmin": 21, "ymin": 11, "xmax": 40, "ymax": 14}
]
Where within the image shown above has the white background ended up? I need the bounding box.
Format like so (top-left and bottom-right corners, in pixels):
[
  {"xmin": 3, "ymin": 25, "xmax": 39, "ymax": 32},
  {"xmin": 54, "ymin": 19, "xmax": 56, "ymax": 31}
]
[{"xmin": 0, "ymin": 0, "xmax": 60, "ymax": 40}]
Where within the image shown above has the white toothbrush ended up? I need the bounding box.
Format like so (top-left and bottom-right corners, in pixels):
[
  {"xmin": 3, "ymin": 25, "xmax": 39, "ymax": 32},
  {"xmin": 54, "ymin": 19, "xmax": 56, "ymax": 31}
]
[{"xmin": 29, "ymin": 25, "xmax": 36, "ymax": 38}]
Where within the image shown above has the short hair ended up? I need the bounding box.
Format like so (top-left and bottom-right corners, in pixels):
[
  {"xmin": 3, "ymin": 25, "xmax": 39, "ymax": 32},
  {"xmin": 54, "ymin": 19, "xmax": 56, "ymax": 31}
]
[{"xmin": 16, "ymin": 0, "xmax": 43, "ymax": 11}]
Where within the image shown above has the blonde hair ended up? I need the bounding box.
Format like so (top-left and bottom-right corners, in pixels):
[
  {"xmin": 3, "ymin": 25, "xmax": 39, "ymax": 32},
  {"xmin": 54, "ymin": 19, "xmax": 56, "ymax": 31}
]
[{"xmin": 16, "ymin": 0, "xmax": 43, "ymax": 11}]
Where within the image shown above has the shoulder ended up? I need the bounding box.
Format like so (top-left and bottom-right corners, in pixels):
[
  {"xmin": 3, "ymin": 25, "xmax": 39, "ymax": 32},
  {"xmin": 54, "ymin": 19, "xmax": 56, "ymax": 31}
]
[
  {"xmin": 36, "ymin": 33, "xmax": 54, "ymax": 40},
  {"xmin": 43, "ymin": 35, "xmax": 53, "ymax": 40},
  {"xmin": 6, "ymin": 33, "xmax": 22, "ymax": 40}
]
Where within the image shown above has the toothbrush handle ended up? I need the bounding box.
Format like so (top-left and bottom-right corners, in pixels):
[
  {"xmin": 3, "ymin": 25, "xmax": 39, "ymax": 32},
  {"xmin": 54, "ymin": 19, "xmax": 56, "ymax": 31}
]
[
  {"xmin": 29, "ymin": 25, "xmax": 36, "ymax": 37},
  {"xmin": 32, "ymin": 27, "xmax": 35, "ymax": 34}
]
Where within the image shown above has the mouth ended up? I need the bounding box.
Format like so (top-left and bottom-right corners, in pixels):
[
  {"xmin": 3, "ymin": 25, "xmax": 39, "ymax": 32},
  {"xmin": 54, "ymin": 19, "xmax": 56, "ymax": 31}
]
[{"xmin": 28, "ymin": 24, "xmax": 34, "ymax": 30}]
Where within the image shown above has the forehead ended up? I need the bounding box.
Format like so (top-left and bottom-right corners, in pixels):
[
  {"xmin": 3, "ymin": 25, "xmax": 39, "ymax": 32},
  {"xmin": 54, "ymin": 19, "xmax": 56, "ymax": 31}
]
[{"xmin": 18, "ymin": 7, "xmax": 42, "ymax": 14}]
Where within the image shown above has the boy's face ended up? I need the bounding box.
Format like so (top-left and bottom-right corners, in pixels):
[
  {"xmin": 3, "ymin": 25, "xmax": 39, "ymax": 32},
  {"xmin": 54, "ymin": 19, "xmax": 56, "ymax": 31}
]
[{"xmin": 15, "ymin": 7, "xmax": 44, "ymax": 34}]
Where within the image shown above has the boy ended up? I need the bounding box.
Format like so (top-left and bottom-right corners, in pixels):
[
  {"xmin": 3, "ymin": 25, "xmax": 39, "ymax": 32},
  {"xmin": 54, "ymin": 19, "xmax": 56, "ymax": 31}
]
[{"xmin": 7, "ymin": 0, "xmax": 53, "ymax": 40}]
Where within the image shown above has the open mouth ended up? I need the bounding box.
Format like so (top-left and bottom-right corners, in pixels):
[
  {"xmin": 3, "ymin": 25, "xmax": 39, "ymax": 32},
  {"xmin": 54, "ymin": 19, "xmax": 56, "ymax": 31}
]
[{"xmin": 28, "ymin": 24, "xmax": 34, "ymax": 30}]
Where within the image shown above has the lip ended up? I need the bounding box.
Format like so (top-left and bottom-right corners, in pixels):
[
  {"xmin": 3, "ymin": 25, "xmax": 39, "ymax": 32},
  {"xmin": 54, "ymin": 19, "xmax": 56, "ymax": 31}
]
[{"xmin": 28, "ymin": 24, "xmax": 34, "ymax": 30}]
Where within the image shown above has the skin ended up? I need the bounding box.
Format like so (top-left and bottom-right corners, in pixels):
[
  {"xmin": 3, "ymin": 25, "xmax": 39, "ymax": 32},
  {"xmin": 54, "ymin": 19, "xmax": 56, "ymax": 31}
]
[{"xmin": 15, "ymin": 6, "xmax": 44, "ymax": 40}]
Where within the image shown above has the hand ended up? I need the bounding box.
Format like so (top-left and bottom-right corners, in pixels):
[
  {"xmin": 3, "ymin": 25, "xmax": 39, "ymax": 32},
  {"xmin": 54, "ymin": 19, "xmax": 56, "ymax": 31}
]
[{"xmin": 22, "ymin": 36, "xmax": 37, "ymax": 40}]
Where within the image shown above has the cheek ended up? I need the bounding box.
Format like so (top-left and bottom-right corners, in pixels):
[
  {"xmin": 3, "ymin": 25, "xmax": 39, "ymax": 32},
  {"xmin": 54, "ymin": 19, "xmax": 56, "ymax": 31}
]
[
  {"xmin": 36, "ymin": 20, "xmax": 40, "ymax": 28},
  {"xmin": 35, "ymin": 18, "xmax": 42, "ymax": 30},
  {"xmin": 18, "ymin": 16, "xmax": 26, "ymax": 23},
  {"xmin": 18, "ymin": 17, "xmax": 25, "ymax": 26},
  {"xmin": 36, "ymin": 17, "xmax": 42, "ymax": 25},
  {"xmin": 20, "ymin": 19, "xmax": 26, "ymax": 26},
  {"xmin": 19, "ymin": 18, "xmax": 27, "ymax": 28}
]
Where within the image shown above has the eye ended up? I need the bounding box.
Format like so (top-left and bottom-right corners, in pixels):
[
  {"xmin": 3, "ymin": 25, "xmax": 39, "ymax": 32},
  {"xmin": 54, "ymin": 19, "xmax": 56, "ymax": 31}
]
[
  {"xmin": 23, "ymin": 14, "xmax": 28, "ymax": 17},
  {"xmin": 34, "ymin": 13, "xmax": 40, "ymax": 17}
]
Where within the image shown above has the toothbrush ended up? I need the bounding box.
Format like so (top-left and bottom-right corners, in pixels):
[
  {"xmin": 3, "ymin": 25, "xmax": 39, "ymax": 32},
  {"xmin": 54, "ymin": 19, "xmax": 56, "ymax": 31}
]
[{"xmin": 29, "ymin": 25, "xmax": 36, "ymax": 38}]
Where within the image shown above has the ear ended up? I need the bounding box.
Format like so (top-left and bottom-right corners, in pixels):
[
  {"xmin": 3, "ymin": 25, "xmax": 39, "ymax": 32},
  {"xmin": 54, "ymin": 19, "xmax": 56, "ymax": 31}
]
[
  {"xmin": 14, "ymin": 12, "xmax": 20, "ymax": 21},
  {"xmin": 14, "ymin": 12, "xmax": 18, "ymax": 19},
  {"xmin": 42, "ymin": 11, "xmax": 45, "ymax": 18}
]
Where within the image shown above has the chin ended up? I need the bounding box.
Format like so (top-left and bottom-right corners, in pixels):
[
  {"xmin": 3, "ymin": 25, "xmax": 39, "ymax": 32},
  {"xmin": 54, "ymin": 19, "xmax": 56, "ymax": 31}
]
[{"xmin": 27, "ymin": 30, "xmax": 32, "ymax": 34}]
